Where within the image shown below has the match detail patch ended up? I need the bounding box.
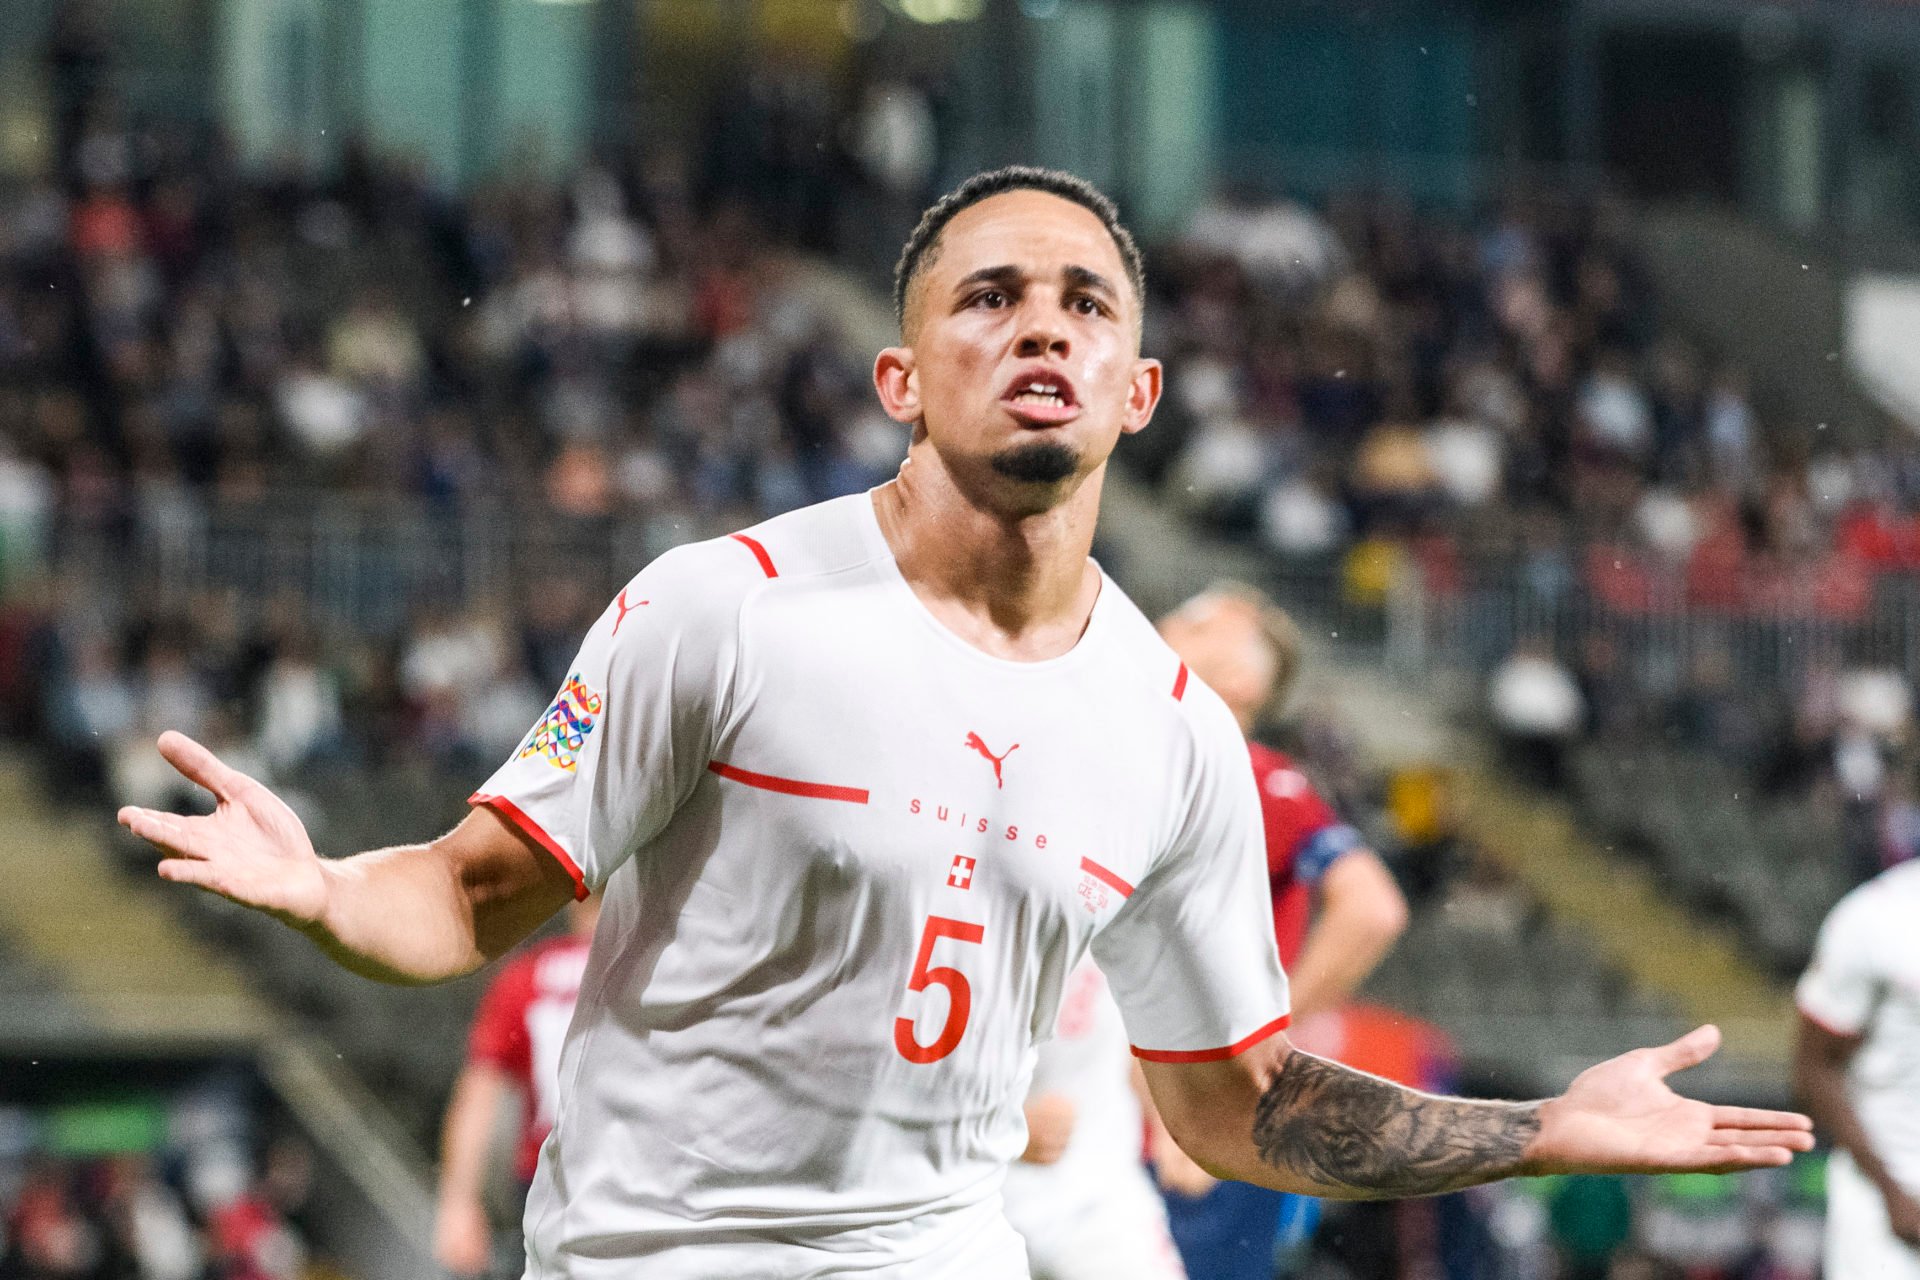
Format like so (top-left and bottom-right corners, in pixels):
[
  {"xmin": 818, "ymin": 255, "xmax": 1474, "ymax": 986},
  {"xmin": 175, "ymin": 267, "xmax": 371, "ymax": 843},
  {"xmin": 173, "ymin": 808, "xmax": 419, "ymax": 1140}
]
[{"xmin": 520, "ymin": 673, "xmax": 605, "ymax": 773}]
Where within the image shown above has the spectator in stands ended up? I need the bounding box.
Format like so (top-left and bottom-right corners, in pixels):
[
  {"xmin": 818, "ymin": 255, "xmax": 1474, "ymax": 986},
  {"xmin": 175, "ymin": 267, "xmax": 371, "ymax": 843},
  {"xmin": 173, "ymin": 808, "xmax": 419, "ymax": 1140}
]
[
  {"xmin": 1488, "ymin": 637, "xmax": 1585, "ymax": 789},
  {"xmin": 1182, "ymin": 185, "xmax": 1345, "ymax": 300},
  {"xmin": 252, "ymin": 633, "xmax": 342, "ymax": 776}
]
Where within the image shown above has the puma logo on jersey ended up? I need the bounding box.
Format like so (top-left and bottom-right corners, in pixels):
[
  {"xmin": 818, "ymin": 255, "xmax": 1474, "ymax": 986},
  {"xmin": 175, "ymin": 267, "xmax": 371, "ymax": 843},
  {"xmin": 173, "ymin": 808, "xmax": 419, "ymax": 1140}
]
[
  {"xmin": 964, "ymin": 732, "xmax": 1019, "ymax": 788},
  {"xmin": 612, "ymin": 589, "xmax": 647, "ymax": 635}
]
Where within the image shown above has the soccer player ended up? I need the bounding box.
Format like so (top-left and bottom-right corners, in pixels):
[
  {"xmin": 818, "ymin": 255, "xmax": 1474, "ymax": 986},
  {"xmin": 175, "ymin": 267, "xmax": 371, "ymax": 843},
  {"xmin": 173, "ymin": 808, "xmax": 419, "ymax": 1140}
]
[
  {"xmin": 1004, "ymin": 953, "xmax": 1188, "ymax": 1280},
  {"xmin": 1157, "ymin": 585, "xmax": 1408, "ymax": 1018},
  {"xmin": 1156, "ymin": 585, "xmax": 1409, "ymax": 1278},
  {"xmin": 1793, "ymin": 859, "xmax": 1920, "ymax": 1278},
  {"xmin": 435, "ymin": 897, "xmax": 601, "ymax": 1277},
  {"xmin": 120, "ymin": 167, "xmax": 1812, "ymax": 1279}
]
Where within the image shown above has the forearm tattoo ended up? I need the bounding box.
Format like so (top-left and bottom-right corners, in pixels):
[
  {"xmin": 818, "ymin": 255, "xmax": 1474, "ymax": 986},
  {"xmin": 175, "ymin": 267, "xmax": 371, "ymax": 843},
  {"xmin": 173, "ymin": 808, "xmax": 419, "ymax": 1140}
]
[{"xmin": 1253, "ymin": 1051, "xmax": 1541, "ymax": 1198}]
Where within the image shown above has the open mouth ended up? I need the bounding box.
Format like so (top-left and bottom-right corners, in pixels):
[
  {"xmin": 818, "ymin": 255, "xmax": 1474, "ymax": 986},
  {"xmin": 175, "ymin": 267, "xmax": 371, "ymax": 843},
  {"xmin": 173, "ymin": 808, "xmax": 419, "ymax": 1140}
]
[{"xmin": 999, "ymin": 369, "xmax": 1080, "ymax": 424}]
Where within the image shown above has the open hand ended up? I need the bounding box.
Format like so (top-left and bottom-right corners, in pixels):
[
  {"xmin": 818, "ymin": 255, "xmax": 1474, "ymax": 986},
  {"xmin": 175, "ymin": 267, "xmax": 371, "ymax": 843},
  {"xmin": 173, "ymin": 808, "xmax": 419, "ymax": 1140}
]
[
  {"xmin": 118, "ymin": 731, "xmax": 329, "ymax": 930},
  {"xmin": 1531, "ymin": 1025, "xmax": 1814, "ymax": 1175}
]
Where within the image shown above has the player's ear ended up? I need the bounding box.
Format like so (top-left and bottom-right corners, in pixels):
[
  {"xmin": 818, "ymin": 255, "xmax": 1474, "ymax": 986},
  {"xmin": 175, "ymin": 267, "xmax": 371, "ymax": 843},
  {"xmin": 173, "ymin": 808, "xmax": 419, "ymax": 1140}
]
[
  {"xmin": 1121, "ymin": 357, "xmax": 1163, "ymax": 436},
  {"xmin": 874, "ymin": 347, "xmax": 921, "ymax": 426}
]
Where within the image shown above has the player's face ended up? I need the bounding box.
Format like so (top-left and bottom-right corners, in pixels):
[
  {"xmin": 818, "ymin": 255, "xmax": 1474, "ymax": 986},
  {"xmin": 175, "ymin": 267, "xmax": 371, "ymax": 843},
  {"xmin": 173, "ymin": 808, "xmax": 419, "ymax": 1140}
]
[
  {"xmin": 1159, "ymin": 599, "xmax": 1276, "ymax": 730},
  {"xmin": 875, "ymin": 190, "xmax": 1161, "ymax": 509}
]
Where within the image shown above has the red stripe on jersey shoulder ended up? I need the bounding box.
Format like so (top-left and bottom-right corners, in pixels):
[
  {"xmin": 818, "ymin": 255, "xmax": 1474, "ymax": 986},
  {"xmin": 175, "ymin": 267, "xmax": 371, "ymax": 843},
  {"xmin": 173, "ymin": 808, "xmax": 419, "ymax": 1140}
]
[
  {"xmin": 469, "ymin": 793, "xmax": 590, "ymax": 901},
  {"xmin": 731, "ymin": 533, "xmax": 778, "ymax": 578},
  {"xmin": 1079, "ymin": 856, "xmax": 1134, "ymax": 898},
  {"xmin": 1171, "ymin": 662, "xmax": 1190, "ymax": 701},
  {"xmin": 707, "ymin": 761, "xmax": 869, "ymax": 804},
  {"xmin": 1130, "ymin": 1014, "xmax": 1291, "ymax": 1064}
]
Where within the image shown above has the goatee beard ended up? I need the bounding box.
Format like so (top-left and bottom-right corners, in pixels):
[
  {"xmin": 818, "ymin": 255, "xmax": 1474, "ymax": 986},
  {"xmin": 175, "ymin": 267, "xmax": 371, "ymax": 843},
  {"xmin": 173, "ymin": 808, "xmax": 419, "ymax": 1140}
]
[{"xmin": 990, "ymin": 439, "xmax": 1079, "ymax": 484}]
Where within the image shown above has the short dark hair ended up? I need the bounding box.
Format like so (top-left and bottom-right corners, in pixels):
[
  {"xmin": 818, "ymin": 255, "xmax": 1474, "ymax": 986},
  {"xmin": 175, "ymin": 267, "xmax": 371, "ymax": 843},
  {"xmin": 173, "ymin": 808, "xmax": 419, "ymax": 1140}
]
[{"xmin": 892, "ymin": 166, "xmax": 1146, "ymax": 335}]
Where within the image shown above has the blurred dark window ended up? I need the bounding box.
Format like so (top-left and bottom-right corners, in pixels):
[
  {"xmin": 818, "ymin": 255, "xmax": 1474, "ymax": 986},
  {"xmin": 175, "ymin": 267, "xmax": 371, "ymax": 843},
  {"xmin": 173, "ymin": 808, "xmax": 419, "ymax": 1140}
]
[{"xmin": 1600, "ymin": 29, "xmax": 1742, "ymax": 202}]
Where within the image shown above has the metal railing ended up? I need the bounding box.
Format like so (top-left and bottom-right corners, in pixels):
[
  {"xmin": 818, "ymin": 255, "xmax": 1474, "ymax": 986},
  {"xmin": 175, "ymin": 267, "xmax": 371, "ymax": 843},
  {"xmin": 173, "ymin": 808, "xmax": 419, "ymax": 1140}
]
[
  {"xmin": 39, "ymin": 497, "xmax": 731, "ymax": 636},
  {"xmin": 26, "ymin": 499, "xmax": 1920, "ymax": 704},
  {"xmin": 1258, "ymin": 551, "xmax": 1920, "ymax": 698}
]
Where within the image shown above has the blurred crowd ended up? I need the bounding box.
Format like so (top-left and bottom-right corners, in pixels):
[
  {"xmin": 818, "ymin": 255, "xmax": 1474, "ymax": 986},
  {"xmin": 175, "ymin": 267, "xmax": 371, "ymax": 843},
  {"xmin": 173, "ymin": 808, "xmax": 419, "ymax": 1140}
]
[
  {"xmin": 10, "ymin": 94, "xmax": 1920, "ymax": 841},
  {"xmin": 0, "ymin": 113, "xmax": 913, "ymax": 813},
  {"xmin": 1132, "ymin": 187, "xmax": 1920, "ymax": 881},
  {"xmin": 0, "ymin": 124, "xmax": 903, "ymax": 532},
  {"xmin": 1140, "ymin": 185, "xmax": 1906, "ymax": 611},
  {"xmin": 0, "ymin": 1094, "xmax": 318, "ymax": 1280}
]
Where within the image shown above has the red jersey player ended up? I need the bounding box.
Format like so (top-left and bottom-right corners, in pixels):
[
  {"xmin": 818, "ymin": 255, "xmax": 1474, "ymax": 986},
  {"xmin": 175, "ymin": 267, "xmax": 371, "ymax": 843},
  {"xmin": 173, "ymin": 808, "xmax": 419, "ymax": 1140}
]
[
  {"xmin": 1007, "ymin": 587, "xmax": 1411, "ymax": 1280},
  {"xmin": 123, "ymin": 168, "xmax": 1812, "ymax": 1280},
  {"xmin": 435, "ymin": 898, "xmax": 600, "ymax": 1277},
  {"xmin": 1158, "ymin": 585, "xmax": 1407, "ymax": 1013},
  {"xmin": 1153, "ymin": 586, "xmax": 1410, "ymax": 1280}
]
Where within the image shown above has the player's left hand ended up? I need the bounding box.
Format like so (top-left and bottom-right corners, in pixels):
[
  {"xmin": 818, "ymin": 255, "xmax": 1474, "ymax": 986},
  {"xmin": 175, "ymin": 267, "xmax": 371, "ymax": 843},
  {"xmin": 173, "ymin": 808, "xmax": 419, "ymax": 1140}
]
[{"xmin": 1528, "ymin": 1025, "xmax": 1814, "ymax": 1175}]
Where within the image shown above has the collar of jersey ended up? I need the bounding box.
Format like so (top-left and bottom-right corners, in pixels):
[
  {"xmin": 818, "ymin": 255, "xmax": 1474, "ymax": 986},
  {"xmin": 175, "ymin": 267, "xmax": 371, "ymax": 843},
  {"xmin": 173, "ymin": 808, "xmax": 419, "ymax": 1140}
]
[{"xmin": 854, "ymin": 487, "xmax": 1115, "ymax": 674}]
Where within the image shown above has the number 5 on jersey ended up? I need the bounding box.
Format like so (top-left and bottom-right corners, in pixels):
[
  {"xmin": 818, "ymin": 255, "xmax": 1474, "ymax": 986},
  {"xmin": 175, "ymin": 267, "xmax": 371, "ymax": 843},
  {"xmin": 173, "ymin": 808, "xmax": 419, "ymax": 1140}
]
[{"xmin": 894, "ymin": 915, "xmax": 985, "ymax": 1064}]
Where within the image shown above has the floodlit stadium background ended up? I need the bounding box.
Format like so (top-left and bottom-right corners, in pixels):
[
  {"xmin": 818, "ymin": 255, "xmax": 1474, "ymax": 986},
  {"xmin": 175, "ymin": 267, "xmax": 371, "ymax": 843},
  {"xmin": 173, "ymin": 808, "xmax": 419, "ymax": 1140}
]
[{"xmin": 3, "ymin": 0, "xmax": 1919, "ymax": 1275}]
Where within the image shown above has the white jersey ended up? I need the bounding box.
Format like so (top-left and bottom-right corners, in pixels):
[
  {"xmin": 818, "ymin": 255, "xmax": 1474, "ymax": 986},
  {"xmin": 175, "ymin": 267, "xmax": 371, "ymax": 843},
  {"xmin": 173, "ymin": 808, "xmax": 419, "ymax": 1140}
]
[
  {"xmin": 1795, "ymin": 860, "xmax": 1920, "ymax": 1190},
  {"xmin": 471, "ymin": 493, "xmax": 1290, "ymax": 1279},
  {"xmin": 1004, "ymin": 956, "xmax": 1186, "ymax": 1280}
]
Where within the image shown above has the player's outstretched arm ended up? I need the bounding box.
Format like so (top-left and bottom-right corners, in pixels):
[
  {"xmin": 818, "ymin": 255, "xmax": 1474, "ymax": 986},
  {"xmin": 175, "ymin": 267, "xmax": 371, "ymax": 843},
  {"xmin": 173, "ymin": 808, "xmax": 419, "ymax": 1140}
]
[
  {"xmin": 1145, "ymin": 1023, "xmax": 1813, "ymax": 1200},
  {"xmin": 119, "ymin": 731, "xmax": 576, "ymax": 984}
]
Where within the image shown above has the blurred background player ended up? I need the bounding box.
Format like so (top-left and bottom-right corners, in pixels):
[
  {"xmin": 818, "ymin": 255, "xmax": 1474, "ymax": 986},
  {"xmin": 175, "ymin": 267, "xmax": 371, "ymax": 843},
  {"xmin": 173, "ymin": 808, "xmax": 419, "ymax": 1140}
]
[
  {"xmin": 1156, "ymin": 583, "xmax": 1410, "ymax": 1280},
  {"xmin": 1004, "ymin": 953, "xmax": 1187, "ymax": 1280},
  {"xmin": 1793, "ymin": 859, "xmax": 1920, "ymax": 1279},
  {"xmin": 434, "ymin": 898, "xmax": 600, "ymax": 1278}
]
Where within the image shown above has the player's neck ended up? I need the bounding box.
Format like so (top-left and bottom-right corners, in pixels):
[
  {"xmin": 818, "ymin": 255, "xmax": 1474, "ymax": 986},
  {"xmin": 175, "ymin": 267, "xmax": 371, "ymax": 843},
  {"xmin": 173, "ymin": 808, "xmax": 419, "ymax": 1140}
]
[{"xmin": 872, "ymin": 461, "xmax": 1103, "ymax": 663}]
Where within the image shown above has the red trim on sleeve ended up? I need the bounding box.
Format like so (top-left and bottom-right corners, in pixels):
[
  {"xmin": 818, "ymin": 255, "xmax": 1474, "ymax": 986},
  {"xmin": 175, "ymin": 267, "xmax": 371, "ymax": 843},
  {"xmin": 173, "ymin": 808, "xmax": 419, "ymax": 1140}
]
[
  {"xmin": 1795, "ymin": 1000, "xmax": 1863, "ymax": 1040},
  {"xmin": 469, "ymin": 793, "xmax": 589, "ymax": 901},
  {"xmin": 1130, "ymin": 1013, "xmax": 1291, "ymax": 1064},
  {"xmin": 707, "ymin": 761, "xmax": 869, "ymax": 804},
  {"xmin": 1079, "ymin": 856, "xmax": 1134, "ymax": 898},
  {"xmin": 1171, "ymin": 662, "xmax": 1189, "ymax": 701},
  {"xmin": 732, "ymin": 533, "xmax": 779, "ymax": 578}
]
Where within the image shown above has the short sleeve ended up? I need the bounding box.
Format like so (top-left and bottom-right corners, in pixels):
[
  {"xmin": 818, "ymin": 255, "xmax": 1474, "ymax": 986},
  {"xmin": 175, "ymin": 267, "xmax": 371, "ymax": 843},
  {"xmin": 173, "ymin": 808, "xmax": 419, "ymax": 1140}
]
[
  {"xmin": 469, "ymin": 542, "xmax": 749, "ymax": 895},
  {"xmin": 468, "ymin": 956, "xmax": 534, "ymax": 1079},
  {"xmin": 1796, "ymin": 887, "xmax": 1885, "ymax": 1038},
  {"xmin": 1254, "ymin": 754, "xmax": 1341, "ymax": 881},
  {"xmin": 1292, "ymin": 823, "xmax": 1365, "ymax": 887},
  {"xmin": 1094, "ymin": 691, "xmax": 1291, "ymax": 1062}
]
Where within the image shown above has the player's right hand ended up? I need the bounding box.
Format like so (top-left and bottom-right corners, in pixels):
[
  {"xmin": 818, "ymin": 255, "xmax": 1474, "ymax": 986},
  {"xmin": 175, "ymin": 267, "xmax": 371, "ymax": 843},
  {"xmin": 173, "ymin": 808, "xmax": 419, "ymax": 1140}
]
[{"xmin": 119, "ymin": 731, "xmax": 330, "ymax": 930}]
